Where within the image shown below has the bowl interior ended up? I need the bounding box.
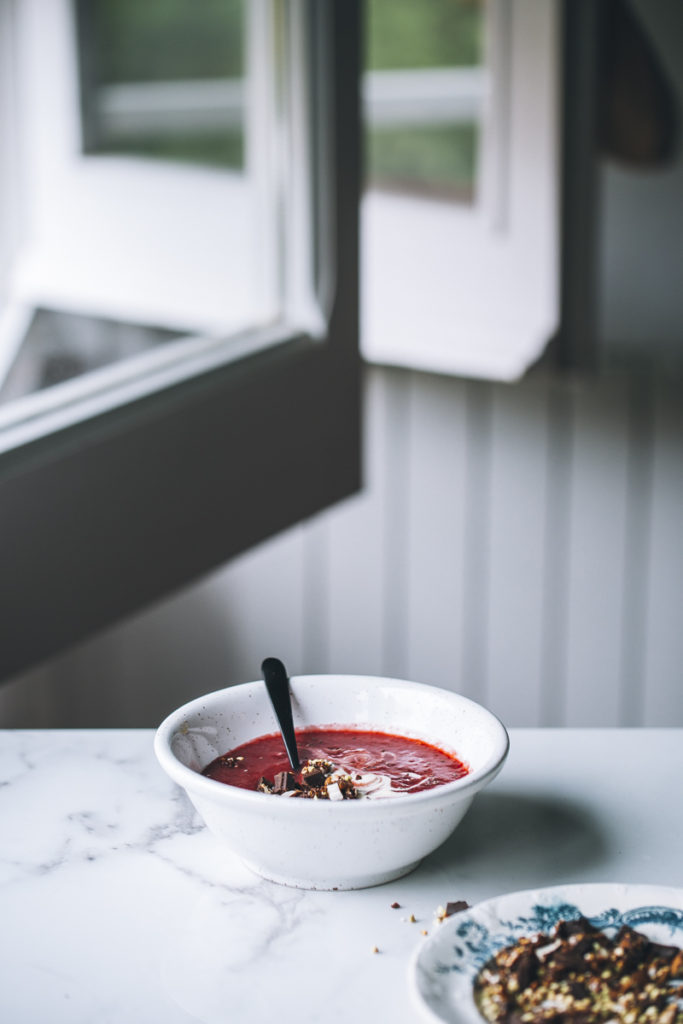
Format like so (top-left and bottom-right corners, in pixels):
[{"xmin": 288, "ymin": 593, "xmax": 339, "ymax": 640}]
[{"xmin": 160, "ymin": 675, "xmax": 507, "ymax": 790}]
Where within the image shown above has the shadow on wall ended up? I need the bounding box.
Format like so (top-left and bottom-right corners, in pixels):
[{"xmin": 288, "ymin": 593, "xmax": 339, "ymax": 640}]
[{"xmin": 0, "ymin": 567, "xmax": 259, "ymax": 728}]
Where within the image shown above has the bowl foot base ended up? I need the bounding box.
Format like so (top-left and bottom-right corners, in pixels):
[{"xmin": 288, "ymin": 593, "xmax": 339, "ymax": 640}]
[{"xmin": 241, "ymin": 857, "xmax": 424, "ymax": 891}]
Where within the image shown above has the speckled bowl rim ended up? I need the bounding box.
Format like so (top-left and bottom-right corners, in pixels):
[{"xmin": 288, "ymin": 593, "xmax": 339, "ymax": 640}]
[{"xmin": 154, "ymin": 675, "xmax": 509, "ymax": 816}]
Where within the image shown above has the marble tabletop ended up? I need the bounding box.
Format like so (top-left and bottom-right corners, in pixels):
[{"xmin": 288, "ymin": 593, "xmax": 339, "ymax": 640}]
[{"xmin": 1, "ymin": 728, "xmax": 681, "ymax": 1023}]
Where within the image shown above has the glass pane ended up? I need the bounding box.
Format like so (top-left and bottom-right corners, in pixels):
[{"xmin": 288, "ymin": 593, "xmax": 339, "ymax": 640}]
[
  {"xmin": 0, "ymin": 309, "xmax": 183, "ymax": 405},
  {"xmin": 76, "ymin": 0, "xmax": 245, "ymax": 170},
  {"xmin": 364, "ymin": 0, "xmax": 487, "ymax": 203}
]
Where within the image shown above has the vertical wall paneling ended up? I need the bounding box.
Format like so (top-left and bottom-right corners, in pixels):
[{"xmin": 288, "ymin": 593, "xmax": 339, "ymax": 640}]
[
  {"xmin": 642, "ymin": 375, "xmax": 683, "ymax": 725},
  {"xmin": 405, "ymin": 371, "xmax": 468, "ymax": 693},
  {"xmin": 205, "ymin": 556, "xmax": 274, "ymax": 687},
  {"xmin": 618, "ymin": 373, "xmax": 655, "ymax": 726},
  {"xmin": 324, "ymin": 367, "xmax": 387, "ymax": 676},
  {"xmin": 563, "ymin": 376, "xmax": 630, "ymax": 726},
  {"xmin": 380, "ymin": 368, "xmax": 413, "ymax": 678},
  {"xmin": 3, "ymin": 368, "xmax": 683, "ymax": 730},
  {"xmin": 301, "ymin": 514, "xmax": 331, "ymax": 674},
  {"xmin": 487, "ymin": 377, "xmax": 550, "ymax": 727},
  {"xmin": 460, "ymin": 381, "xmax": 494, "ymax": 703},
  {"xmin": 212, "ymin": 525, "xmax": 307, "ymax": 682},
  {"xmin": 538, "ymin": 380, "xmax": 574, "ymax": 725},
  {"xmin": 109, "ymin": 574, "xmax": 246, "ymax": 721}
]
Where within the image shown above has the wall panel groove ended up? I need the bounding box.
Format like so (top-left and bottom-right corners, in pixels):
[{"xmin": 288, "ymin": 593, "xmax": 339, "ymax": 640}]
[
  {"xmin": 618, "ymin": 372, "xmax": 655, "ymax": 726},
  {"xmin": 538, "ymin": 381, "xmax": 574, "ymax": 725},
  {"xmin": 487, "ymin": 377, "xmax": 549, "ymax": 727},
  {"xmin": 461, "ymin": 380, "xmax": 493, "ymax": 703}
]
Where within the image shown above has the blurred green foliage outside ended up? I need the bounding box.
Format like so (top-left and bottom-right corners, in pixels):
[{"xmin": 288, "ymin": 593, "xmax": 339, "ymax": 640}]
[{"xmin": 83, "ymin": 0, "xmax": 484, "ymax": 198}]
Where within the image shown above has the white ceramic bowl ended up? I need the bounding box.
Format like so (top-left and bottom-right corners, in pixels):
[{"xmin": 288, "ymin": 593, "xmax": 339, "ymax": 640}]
[{"xmin": 154, "ymin": 675, "xmax": 509, "ymax": 890}]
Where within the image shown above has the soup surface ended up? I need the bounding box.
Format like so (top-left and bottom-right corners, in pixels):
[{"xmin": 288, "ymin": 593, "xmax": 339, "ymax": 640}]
[{"xmin": 201, "ymin": 727, "xmax": 468, "ymax": 800}]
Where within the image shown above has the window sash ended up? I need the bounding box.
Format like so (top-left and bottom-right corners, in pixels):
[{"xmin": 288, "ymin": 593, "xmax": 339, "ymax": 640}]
[{"xmin": 0, "ymin": 0, "xmax": 361, "ymax": 682}]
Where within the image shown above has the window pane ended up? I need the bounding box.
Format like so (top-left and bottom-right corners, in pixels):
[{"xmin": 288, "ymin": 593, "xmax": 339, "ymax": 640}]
[
  {"xmin": 0, "ymin": 310, "xmax": 183, "ymax": 405},
  {"xmin": 364, "ymin": 0, "xmax": 486, "ymax": 203},
  {"xmin": 76, "ymin": 0, "xmax": 245, "ymax": 170}
]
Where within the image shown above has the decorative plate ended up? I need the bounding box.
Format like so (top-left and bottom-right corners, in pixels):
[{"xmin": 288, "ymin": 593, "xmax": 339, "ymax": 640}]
[{"xmin": 410, "ymin": 883, "xmax": 683, "ymax": 1024}]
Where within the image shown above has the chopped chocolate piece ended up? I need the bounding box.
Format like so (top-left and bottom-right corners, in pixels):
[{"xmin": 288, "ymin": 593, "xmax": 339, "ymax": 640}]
[
  {"xmin": 253, "ymin": 756, "xmax": 361, "ymax": 800},
  {"xmin": 509, "ymin": 948, "xmax": 538, "ymax": 990},
  {"xmin": 301, "ymin": 769, "xmax": 326, "ymax": 788},
  {"xmin": 570, "ymin": 934, "xmax": 598, "ymax": 956},
  {"xmin": 445, "ymin": 900, "xmax": 470, "ymax": 917},
  {"xmin": 555, "ymin": 916, "xmax": 598, "ymax": 939},
  {"xmin": 648, "ymin": 941, "xmax": 681, "ymax": 962},
  {"xmin": 567, "ymin": 979, "xmax": 590, "ymax": 999},
  {"xmin": 390, "ymin": 902, "xmax": 401, "ymax": 909},
  {"xmin": 327, "ymin": 773, "xmax": 358, "ymax": 800},
  {"xmin": 272, "ymin": 771, "xmax": 297, "ymax": 794},
  {"xmin": 544, "ymin": 945, "xmax": 589, "ymax": 977}
]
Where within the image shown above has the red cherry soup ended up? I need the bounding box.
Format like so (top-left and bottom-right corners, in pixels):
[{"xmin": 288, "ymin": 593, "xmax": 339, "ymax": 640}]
[{"xmin": 202, "ymin": 727, "xmax": 468, "ymax": 797}]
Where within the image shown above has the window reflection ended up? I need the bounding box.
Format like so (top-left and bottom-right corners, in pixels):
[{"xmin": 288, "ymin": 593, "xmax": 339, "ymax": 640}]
[
  {"xmin": 76, "ymin": 0, "xmax": 245, "ymax": 169},
  {"xmin": 365, "ymin": 0, "xmax": 486, "ymax": 203},
  {"xmin": 0, "ymin": 310, "xmax": 183, "ymax": 406}
]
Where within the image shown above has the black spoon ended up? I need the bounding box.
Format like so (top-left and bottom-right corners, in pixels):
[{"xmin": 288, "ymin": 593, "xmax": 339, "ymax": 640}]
[{"xmin": 261, "ymin": 657, "xmax": 300, "ymax": 772}]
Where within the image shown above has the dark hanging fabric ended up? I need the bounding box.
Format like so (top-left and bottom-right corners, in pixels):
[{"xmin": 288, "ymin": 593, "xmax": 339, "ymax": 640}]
[{"xmin": 598, "ymin": 0, "xmax": 678, "ymax": 166}]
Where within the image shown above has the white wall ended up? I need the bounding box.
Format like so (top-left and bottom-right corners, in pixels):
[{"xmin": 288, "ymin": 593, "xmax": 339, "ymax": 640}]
[{"xmin": 2, "ymin": 362, "xmax": 681, "ymax": 729}]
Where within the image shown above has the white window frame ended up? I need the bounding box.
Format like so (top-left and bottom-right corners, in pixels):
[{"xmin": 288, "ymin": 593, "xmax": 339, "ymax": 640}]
[
  {"xmin": 361, "ymin": 0, "xmax": 561, "ymax": 382},
  {"xmin": 0, "ymin": 0, "xmax": 361, "ymax": 681}
]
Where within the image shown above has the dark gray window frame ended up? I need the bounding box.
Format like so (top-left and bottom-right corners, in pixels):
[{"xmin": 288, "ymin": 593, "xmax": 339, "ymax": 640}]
[{"xmin": 0, "ymin": 0, "xmax": 361, "ymax": 682}]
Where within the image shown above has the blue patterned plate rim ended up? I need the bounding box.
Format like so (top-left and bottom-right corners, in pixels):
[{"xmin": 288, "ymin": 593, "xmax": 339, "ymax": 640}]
[{"xmin": 410, "ymin": 882, "xmax": 683, "ymax": 1024}]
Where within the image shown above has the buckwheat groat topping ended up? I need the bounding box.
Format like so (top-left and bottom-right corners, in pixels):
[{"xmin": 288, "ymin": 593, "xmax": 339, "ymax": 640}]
[
  {"xmin": 261, "ymin": 758, "xmax": 361, "ymax": 800},
  {"xmin": 474, "ymin": 917, "xmax": 683, "ymax": 1023}
]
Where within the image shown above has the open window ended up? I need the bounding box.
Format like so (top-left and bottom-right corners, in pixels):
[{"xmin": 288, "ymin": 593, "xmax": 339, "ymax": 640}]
[
  {"xmin": 361, "ymin": 0, "xmax": 561, "ymax": 381},
  {"xmin": 0, "ymin": 0, "xmax": 361, "ymax": 680}
]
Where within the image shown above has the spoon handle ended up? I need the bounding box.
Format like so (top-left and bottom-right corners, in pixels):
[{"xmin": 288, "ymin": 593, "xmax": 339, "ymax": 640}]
[{"xmin": 261, "ymin": 658, "xmax": 301, "ymax": 772}]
